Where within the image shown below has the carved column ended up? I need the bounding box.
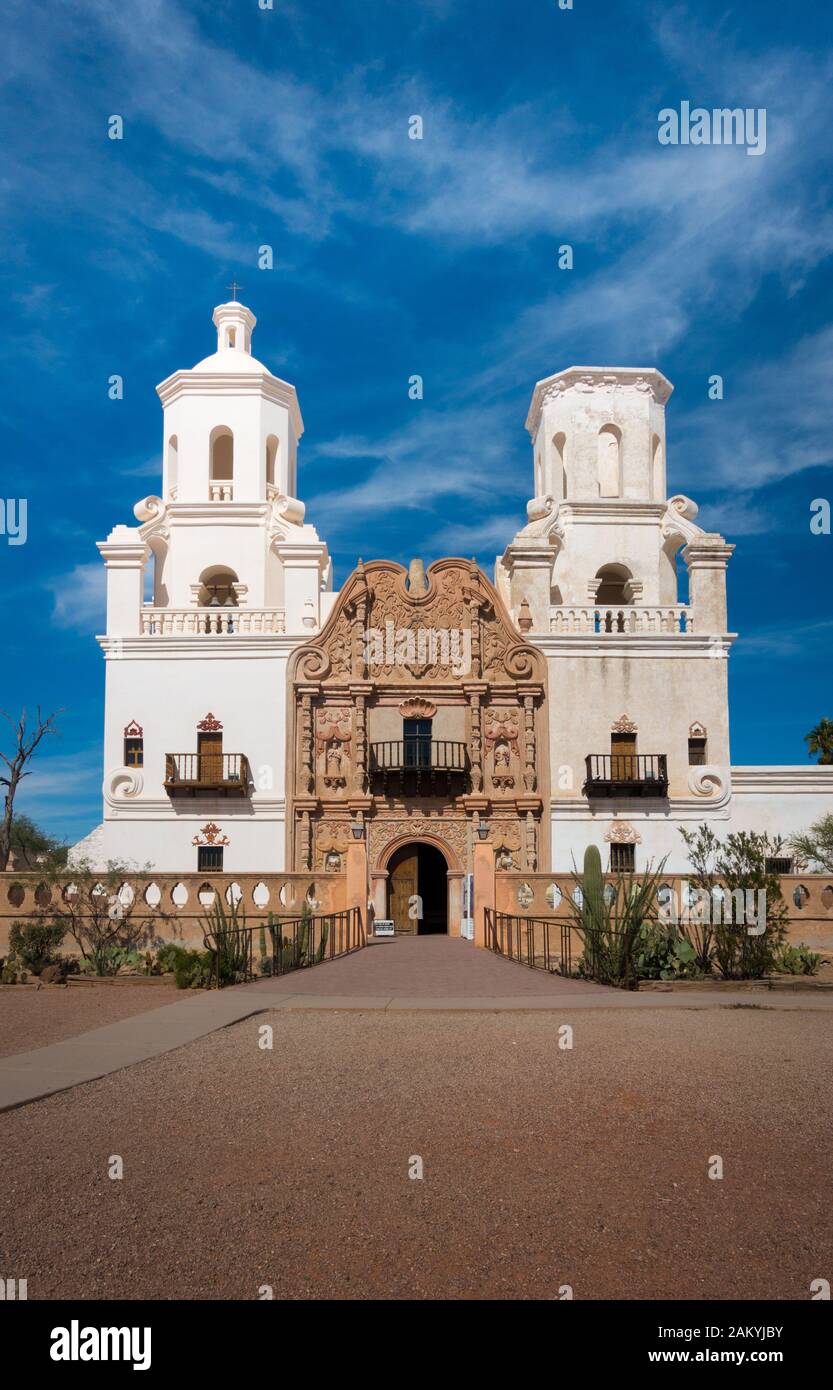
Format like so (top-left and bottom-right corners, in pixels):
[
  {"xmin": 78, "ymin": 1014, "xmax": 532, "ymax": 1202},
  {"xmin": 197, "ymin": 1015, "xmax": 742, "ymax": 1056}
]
[
  {"xmin": 350, "ymin": 684, "xmax": 373, "ymax": 794},
  {"xmin": 525, "ymin": 809, "xmax": 537, "ymax": 872},
  {"xmin": 522, "ymin": 694, "xmax": 537, "ymax": 793},
  {"xmin": 298, "ymin": 809, "xmax": 312, "ymax": 871},
  {"xmin": 351, "ymin": 564, "xmax": 369, "ymax": 679},
  {"xmin": 470, "ymin": 692, "xmax": 483, "ymax": 793},
  {"xmin": 299, "ymin": 692, "xmax": 315, "ymax": 794},
  {"xmin": 468, "ymin": 565, "xmax": 483, "ymax": 680}
]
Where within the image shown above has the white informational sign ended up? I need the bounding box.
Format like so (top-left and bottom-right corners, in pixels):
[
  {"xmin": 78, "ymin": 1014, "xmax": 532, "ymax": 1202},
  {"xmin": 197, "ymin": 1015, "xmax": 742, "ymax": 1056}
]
[
  {"xmin": 374, "ymin": 919, "xmax": 395, "ymax": 937},
  {"xmin": 461, "ymin": 873, "xmax": 475, "ymax": 938}
]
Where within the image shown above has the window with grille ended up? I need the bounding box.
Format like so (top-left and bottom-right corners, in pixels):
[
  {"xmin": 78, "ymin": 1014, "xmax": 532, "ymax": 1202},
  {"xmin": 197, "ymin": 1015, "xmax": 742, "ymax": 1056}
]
[
  {"xmin": 765, "ymin": 857, "xmax": 793, "ymax": 875},
  {"xmin": 610, "ymin": 842, "xmax": 635, "ymax": 872},
  {"xmin": 688, "ymin": 736, "xmax": 707, "ymax": 766},
  {"xmin": 124, "ymin": 736, "xmax": 144, "ymax": 767},
  {"xmin": 198, "ymin": 845, "xmax": 224, "ymax": 873}
]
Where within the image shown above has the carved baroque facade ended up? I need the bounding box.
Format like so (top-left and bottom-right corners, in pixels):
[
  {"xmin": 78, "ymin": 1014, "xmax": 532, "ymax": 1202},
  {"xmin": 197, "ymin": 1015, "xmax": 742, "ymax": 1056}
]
[{"xmin": 286, "ymin": 558, "xmax": 547, "ymax": 876}]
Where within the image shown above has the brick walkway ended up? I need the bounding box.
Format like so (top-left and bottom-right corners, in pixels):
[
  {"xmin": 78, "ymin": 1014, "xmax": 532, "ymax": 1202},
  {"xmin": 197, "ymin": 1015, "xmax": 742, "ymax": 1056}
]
[
  {"xmin": 1, "ymin": 937, "xmax": 831, "ymax": 1112},
  {"xmin": 249, "ymin": 934, "xmax": 608, "ymax": 1000}
]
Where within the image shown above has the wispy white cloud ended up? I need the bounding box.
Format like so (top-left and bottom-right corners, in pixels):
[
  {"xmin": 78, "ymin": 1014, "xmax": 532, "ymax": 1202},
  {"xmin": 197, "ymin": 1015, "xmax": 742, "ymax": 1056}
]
[
  {"xmin": 736, "ymin": 618, "xmax": 833, "ymax": 660},
  {"xmin": 673, "ymin": 326, "xmax": 833, "ymax": 494},
  {"xmin": 47, "ymin": 562, "xmax": 106, "ymax": 633},
  {"xmin": 307, "ymin": 401, "xmax": 527, "ymax": 535}
]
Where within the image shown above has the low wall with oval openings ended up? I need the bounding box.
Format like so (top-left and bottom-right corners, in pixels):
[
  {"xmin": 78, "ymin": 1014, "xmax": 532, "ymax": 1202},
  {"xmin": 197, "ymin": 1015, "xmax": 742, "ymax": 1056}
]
[
  {"xmin": 494, "ymin": 873, "xmax": 833, "ymax": 953},
  {"xmin": 0, "ymin": 873, "xmax": 347, "ymax": 952}
]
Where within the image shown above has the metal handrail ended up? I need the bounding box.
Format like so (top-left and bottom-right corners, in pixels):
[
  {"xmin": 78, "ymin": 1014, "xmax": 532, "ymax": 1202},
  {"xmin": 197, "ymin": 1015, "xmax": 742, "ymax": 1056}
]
[
  {"xmin": 164, "ymin": 753, "xmax": 250, "ymax": 788},
  {"xmin": 485, "ymin": 909, "xmax": 574, "ymax": 977},
  {"xmin": 204, "ymin": 906, "xmax": 365, "ymax": 987},
  {"xmin": 369, "ymin": 739, "xmax": 468, "ymax": 772},
  {"xmin": 584, "ymin": 753, "xmax": 668, "ymax": 794}
]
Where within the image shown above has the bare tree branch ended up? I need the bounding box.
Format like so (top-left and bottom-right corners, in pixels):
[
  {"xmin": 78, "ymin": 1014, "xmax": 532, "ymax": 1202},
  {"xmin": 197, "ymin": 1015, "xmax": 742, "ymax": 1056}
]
[{"xmin": 0, "ymin": 707, "xmax": 61, "ymax": 872}]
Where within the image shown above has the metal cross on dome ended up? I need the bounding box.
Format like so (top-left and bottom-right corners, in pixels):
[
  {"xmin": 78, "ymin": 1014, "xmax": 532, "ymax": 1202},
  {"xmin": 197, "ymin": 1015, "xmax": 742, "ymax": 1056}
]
[{"xmin": 226, "ymin": 278, "xmax": 242, "ymax": 302}]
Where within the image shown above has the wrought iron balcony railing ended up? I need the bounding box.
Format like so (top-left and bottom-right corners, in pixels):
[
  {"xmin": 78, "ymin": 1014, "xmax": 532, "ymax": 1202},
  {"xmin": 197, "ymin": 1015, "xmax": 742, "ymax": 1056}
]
[
  {"xmin": 583, "ymin": 753, "xmax": 669, "ymax": 798},
  {"xmin": 369, "ymin": 739, "xmax": 469, "ymax": 791},
  {"xmin": 164, "ymin": 753, "xmax": 251, "ymax": 796}
]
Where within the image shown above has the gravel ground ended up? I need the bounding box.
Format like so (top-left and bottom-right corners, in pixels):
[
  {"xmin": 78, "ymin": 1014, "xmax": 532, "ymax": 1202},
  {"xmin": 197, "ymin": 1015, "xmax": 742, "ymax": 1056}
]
[
  {"xmin": 0, "ymin": 982, "xmax": 180, "ymax": 1058},
  {"xmin": 0, "ymin": 1005, "xmax": 830, "ymax": 1301}
]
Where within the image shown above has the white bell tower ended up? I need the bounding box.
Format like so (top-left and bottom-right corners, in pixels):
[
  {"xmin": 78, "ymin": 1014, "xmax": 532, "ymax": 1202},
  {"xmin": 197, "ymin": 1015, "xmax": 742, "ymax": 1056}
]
[{"xmin": 157, "ymin": 295, "xmax": 302, "ymax": 508}]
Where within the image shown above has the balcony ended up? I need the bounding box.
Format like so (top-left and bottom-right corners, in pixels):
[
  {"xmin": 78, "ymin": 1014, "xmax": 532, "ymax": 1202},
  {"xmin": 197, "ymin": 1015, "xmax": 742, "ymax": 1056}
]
[
  {"xmin": 369, "ymin": 740, "xmax": 469, "ymax": 794},
  {"xmin": 550, "ymin": 605, "xmax": 692, "ymax": 635},
  {"xmin": 164, "ymin": 753, "xmax": 251, "ymax": 797},
  {"xmin": 583, "ymin": 753, "xmax": 669, "ymax": 798},
  {"xmin": 141, "ymin": 607, "xmax": 286, "ymax": 636}
]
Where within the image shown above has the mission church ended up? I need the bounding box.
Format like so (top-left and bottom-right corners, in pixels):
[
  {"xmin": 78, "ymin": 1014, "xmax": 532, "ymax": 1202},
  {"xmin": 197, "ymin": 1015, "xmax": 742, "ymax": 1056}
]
[{"xmin": 70, "ymin": 296, "xmax": 833, "ymax": 934}]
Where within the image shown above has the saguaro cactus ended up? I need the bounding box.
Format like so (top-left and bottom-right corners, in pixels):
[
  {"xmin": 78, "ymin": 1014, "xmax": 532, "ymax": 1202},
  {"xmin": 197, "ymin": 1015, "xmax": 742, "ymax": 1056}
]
[{"xmin": 582, "ymin": 844, "xmax": 606, "ymax": 934}]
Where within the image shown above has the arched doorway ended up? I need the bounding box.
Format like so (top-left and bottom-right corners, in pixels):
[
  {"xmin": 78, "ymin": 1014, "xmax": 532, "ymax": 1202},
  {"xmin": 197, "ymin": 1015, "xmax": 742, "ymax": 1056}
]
[{"xmin": 387, "ymin": 842, "xmax": 448, "ymax": 934}]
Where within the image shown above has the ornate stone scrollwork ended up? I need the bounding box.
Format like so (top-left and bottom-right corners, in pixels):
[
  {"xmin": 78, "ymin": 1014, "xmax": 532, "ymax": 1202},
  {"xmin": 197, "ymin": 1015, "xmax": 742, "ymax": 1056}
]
[
  {"xmin": 604, "ymin": 822, "xmax": 641, "ymax": 844},
  {"xmin": 133, "ymin": 495, "xmax": 166, "ymax": 525},
  {"xmin": 192, "ymin": 822, "xmax": 229, "ymax": 846},
  {"xmin": 107, "ymin": 768, "xmax": 143, "ymax": 799},
  {"xmin": 688, "ymin": 765, "xmax": 726, "ymax": 798},
  {"xmin": 611, "ymin": 714, "xmax": 638, "ymax": 734},
  {"xmin": 315, "ymin": 822, "xmax": 352, "ymax": 871}
]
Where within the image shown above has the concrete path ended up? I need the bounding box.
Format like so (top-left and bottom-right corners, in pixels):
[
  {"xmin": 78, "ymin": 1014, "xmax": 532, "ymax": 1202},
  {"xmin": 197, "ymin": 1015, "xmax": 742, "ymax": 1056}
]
[{"xmin": 1, "ymin": 936, "xmax": 831, "ymax": 1112}]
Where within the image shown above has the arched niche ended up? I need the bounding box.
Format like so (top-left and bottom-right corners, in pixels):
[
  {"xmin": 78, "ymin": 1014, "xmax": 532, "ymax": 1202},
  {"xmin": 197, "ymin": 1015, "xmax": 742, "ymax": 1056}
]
[
  {"xmin": 552, "ymin": 431, "xmax": 567, "ymax": 498},
  {"xmin": 651, "ymin": 433, "xmax": 664, "ymax": 501},
  {"xmin": 167, "ymin": 435, "xmax": 178, "ymax": 498},
  {"xmin": 266, "ymin": 434, "xmax": 279, "ymax": 489},
  {"xmin": 594, "ymin": 563, "xmax": 633, "ymax": 606},
  {"xmin": 597, "ymin": 424, "xmax": 622, "ymax": 498},
  {"xmin": 209, "ymin": 426, "xmax": 234, "ymax": 482},
  {"xmin": 197, "ymin": 565, "xmax": 239, "ymax": 608}
]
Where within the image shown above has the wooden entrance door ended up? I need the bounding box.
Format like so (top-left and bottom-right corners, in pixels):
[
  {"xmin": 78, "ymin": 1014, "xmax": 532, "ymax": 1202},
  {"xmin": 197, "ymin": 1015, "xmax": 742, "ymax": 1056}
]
[
  {"xmin": 390, "ymin": 851, "xmax": 418, "ymax": 933},
  {"xmin": 197, "ymin": 731, "xmax": 223, "ymax": 785},
  {"xmin": 610, "ymin": 731, "xmax": 636, "ymax": 782}
]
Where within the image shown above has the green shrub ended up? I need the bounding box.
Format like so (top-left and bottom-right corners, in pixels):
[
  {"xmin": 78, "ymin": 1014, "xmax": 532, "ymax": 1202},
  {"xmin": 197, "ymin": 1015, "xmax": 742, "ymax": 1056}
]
[
  {"xmin": 772, "ymin": 942, "xmax": 822, "ymax": 976},
  {"xmin": 570, "ymin": 847, "xmax": 668, "ymax": 989},
  {"xmin": 635, "ymin": 922, "xmax": 700, "ymax": 981},
  {"xmin": 680, "ymin": 826, "xmax": 789, "ymax": 979},
  {"xmin": 156, "ymin": 942, "xmax": 189, "ymax": 974},
  {"xmin": 8, "ymin": 920, "xmax": 65, "ymax": 975},
  {"xmin": 172, "ymin": 948, "xmax": 213, "ymax": 989}
]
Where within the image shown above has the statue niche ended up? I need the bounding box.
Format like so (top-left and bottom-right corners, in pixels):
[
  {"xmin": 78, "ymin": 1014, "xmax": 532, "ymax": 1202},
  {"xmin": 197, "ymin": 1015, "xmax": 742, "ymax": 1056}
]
[
  {"xmin": 484, "ymin": 710, "xmax": 519, "ymax": 792},
  {"xmin": 316, "ymin": 708, "xmax": 352, "ymax": 793}
]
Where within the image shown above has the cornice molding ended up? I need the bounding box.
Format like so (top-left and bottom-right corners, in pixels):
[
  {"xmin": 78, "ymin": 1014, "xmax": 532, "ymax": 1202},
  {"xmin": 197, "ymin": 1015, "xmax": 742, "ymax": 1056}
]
[
  {"xmin": 97, "ymin": 635, "xmax": 309, "ymax": 658},
  {"xmin": 530, "ymin": 634, "xmax": 737, "ymax": 658},
  {"xmin": 731, "ymin": 767, "xmax": 833, "ymax": 793},
  {"xmin": 525, "ymin": 365, "xmax": 673, "ymax": 437},
  {"xmin": 156, "ymin": 369, "xmax": 304, "ymax": 437}
]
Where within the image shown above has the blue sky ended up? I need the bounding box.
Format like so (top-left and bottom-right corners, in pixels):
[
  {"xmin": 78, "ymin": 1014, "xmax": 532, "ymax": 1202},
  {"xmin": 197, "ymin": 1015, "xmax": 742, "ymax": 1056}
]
[{"xmin": 1, "ymin": 0, "xmax": 831, "ymax": 843}]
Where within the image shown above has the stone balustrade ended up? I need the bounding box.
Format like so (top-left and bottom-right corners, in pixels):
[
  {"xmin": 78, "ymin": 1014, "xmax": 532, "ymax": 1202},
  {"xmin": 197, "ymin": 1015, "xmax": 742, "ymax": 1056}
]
[
  {"xmin": 208, "ymin": 483, "xmax": 233, "ymax": 501},
  {"xmin": 140, "ymin": 607, "xmax": 286, "ymax": 636},
  {"xmin": 549, "ymin": 604, "xmax": 693, "ymax": 635},
  {"xmin": 494, "ymin": 872, "xmax": 833, "ymax": 952},
  {"xmin": 0, "ymin": 872, "xmax": 346, "ymax": 951}
]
